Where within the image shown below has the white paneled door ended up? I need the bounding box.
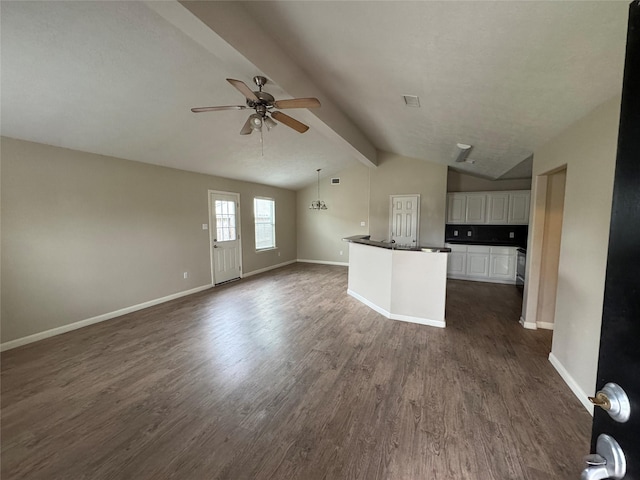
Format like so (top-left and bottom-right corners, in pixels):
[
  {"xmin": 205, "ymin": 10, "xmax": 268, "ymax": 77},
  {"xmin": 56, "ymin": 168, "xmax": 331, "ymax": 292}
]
[
  {"xmin": 209, "ymin": 191, "xmax": 242, "ymax": 285},
  {"xmin": 390, "ymin": 195, "xmax": 420, "ymax": 247}
]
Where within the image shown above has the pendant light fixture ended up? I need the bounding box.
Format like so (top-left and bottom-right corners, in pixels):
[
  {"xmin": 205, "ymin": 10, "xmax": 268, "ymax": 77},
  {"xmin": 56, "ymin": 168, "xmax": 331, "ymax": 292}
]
[{"xmin": 309, "ymin": 168, "xmax": 328, "ymax": 210}]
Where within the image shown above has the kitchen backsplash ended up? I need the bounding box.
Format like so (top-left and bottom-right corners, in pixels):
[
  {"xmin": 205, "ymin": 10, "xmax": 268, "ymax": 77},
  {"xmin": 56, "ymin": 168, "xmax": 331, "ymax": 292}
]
[{"xmin": 445, "ymin": 224, "xmax": 528, "ymax": 248}]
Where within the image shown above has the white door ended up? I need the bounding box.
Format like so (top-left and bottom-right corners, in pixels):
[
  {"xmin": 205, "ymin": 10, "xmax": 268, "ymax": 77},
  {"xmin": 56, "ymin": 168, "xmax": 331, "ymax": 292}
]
[
  {"xmin": 390, "ymin": 195, "xmax": 420, "ymax": 247},
  {"xmin": 209, "ymin": 191, "xmax": 242, "ymax": 285}
]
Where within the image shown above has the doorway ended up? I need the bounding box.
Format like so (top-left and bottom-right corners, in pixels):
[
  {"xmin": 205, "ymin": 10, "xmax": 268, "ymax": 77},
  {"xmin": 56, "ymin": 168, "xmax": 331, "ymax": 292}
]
[
  {"xmin": 389, "ymin": 194, "xmax": 420, "ymax": 247},
  {"xmin": 536, "ymin": 167, "xmax": 567, "ymax": 330},
  {"xmin": 209, "ymin": 190, "xmax": 242, "ymax": 285}
]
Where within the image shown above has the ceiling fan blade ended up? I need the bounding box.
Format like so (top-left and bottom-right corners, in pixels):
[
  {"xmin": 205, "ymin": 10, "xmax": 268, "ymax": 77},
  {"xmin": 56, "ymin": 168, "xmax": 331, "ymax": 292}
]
[
  {"xmin": 227, "ymin": 78, "xmax": 259, "ymax": 102},
  {"xmin": 191, "ymin": 105, "xmax": 246, "ymax": 113},
  {"xmin": 274, "ymin": 98, "xmax": 321, "ymax": 109},
  {"xmin": 239, "ymin": 116, "xmax": 253, "ymax": 135},
  {"xmin": 271, "ymin": 111, "xmax": 309, "ymax": 133}
]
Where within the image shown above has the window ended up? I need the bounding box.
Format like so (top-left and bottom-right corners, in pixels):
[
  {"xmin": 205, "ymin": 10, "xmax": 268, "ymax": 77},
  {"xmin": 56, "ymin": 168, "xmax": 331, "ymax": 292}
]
[
  {"xmin": 215, "ymin": 199, "xmax": 237, "ymax": 241},
  {"xmin": 254, "ymin": 197, "xmax": 275, "ymax": 250}
]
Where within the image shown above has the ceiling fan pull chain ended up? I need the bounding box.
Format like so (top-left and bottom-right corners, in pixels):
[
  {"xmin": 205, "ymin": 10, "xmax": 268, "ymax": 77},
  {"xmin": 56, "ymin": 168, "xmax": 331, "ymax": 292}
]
[{"xmin": 260, "ymin": 128, "xmax": 264, "ymax": 157}]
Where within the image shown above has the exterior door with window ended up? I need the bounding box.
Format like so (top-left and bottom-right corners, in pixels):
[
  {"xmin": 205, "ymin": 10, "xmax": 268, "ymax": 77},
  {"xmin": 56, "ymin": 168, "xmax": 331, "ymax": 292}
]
[
  {"xmin": 582, "ymin": 4, "xmax": 639, "ymax": 479},
  {"xmin": 390, "ymin": 195, "xmax": 420, "ymax": 247},
  {"xmin": 210, "ymin": 191, "xmax": 241, "ymax": 285}
]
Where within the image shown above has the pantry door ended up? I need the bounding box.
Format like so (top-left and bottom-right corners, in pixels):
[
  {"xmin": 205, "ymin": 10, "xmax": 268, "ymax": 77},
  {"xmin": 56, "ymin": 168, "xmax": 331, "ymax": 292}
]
[{"xmin": 389, "ymin": 195, "xmax": 420, "ymax": 247}]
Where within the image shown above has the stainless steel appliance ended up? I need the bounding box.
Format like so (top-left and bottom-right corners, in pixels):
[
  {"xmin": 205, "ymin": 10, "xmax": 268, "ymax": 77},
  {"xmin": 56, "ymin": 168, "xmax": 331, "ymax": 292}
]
[{"xmin": 516, "ymin": 247, "xmax": 526, "ymax": 292}]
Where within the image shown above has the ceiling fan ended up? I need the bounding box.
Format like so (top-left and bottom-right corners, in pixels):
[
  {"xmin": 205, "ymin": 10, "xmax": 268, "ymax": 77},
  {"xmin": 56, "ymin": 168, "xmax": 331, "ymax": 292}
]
[{"xmin": 191, "ymin": 76, "xmax": 321, "ymax": 135}]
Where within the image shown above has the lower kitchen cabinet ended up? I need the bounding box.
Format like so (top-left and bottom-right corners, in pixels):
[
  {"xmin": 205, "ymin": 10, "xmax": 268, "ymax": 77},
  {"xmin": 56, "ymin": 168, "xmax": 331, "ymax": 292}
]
[{"xmin": 446, "ymin": 244, "xmax": 517, "ymax": 284}]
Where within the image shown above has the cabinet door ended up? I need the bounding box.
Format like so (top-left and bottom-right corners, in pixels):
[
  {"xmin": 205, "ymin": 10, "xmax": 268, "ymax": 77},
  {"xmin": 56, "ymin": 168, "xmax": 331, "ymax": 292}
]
[
  {"xmin": 508, "ymin": 192, "xmax": 531, "ymax": 224},
  {"xmin": 486, "ymin": 193, "xmax": 509, "ymax": 224},
  {"xmin": 447, "ymin": 194, "xmax": 466, "ymax": 224},
  {"xmin": 489, "ymin": 254, "xmax": 516, "ymax": 281},
  {"xmin": 466, "ymin": 252, "xmax": 490, "ymax": 277},
  {"xmin": 465, "ymin": 194, "xmax": 487, "ymax": 224},
  {"xmin": 447, "ymin": 251, "xmax": 467, "ymax": 275}
]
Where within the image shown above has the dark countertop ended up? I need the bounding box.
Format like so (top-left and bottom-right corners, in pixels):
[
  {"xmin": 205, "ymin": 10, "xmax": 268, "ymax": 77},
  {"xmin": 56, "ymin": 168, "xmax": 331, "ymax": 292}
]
[
  {"xmin": 343, "ymin": 235, "xmax": 451, "ymax": 253},
  {"xmin": 445, "ymin": 239, "xmax": 526, "ymax": 248}
]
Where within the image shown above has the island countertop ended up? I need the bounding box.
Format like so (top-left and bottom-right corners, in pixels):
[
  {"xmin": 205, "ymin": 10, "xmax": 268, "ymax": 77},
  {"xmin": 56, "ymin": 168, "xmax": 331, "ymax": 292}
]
[{"xmin": 343, "ymin": 235, "xmax": 451, "ymax": 253}]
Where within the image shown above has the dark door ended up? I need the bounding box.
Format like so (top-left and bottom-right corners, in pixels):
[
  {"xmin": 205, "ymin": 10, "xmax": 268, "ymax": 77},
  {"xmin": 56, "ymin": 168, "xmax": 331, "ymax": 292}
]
[{"xmin": 587, "ymin": 2, "xmax": 640, "ymax": 479}]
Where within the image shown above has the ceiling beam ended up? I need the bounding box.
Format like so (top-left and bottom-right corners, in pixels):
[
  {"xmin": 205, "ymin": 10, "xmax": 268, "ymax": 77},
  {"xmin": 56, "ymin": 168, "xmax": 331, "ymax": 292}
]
[{"xmin": 176, "ymin": 0, "xmax": 377, "ymax": 168}]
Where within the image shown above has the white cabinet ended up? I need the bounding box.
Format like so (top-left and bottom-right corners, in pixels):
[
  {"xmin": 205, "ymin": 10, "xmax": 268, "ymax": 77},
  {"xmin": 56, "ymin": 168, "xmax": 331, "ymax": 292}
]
[
  {"xmin": 489, "ymin": 246, "xmax": 516, "ymax": 281},
  {"xmin": 445, "ymin": 244, "xmax": 517, "ymax": 284},
  {"xmin": 465, "ymin": 194, "xmax": 487, "ymax": 224},
  {"xmin": 508, "ymin": 192, "xmax": 531, "ymax": 224},
  {"xmin": 486, "ymin": 193, "xmax": 510, "ymax": 224},
  {"xmin": 466, "ymin": 246, "xmax": 490, "ymax": 278},
  {"xmin": 447, "ymin": 194, "xmax": 466, "ymax": 224},
  {"xmin": 446, "ymin": 190, "xmax": 530, "ymax": 225},
  {"xmin": 447, "ymin": 244, "xmax": 467, "ymax": 276}
]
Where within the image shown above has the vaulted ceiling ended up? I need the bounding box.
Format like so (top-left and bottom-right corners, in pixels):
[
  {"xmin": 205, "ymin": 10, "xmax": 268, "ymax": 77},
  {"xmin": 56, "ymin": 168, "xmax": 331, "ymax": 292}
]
[{"xmin": 1, "ymin": 1, "xmax": 629, "ymax": 189}]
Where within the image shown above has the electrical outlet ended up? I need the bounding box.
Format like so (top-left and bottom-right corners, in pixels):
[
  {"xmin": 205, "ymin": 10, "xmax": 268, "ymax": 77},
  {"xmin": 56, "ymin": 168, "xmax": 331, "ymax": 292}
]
[
  {"xmin": 340, "ymin": 250, "xmax": 343, "ymax": 256},
  {"xmin": 454, "ymin": 230, "xmax": 459, "ymax": 236},
  {"xmin": 183, "ymin": 272, "xmax": 188, "ymax": 279},
  {"xmin": 360, "ymin": 221, "xmax": 366, "ymax": 227},
  {"xmin": 467, "ymin": 231, "xmax": 472, "ymax": 237},
  {"xmin": 509, "ymin": 232, "xmax": 515, "ymax": 238},
  {"xmin": 278, "ymin": 251, "xmax": 281, "ymax": 257},
  {"xmin": 202, "ymin": 224, "xmax": 208, "ymax": 230}
]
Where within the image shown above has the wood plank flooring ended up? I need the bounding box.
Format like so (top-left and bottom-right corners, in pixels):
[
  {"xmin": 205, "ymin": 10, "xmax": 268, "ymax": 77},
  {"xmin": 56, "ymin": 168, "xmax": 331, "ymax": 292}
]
[{"xmin": 1, "ymin": 263, "xmax": 591, "ymax": 479}]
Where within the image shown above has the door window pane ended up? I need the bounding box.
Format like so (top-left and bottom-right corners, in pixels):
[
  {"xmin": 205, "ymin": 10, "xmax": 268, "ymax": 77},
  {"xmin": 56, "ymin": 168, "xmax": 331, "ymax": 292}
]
[
  {"xmin": 215, "ymin": 200, "xmax": 237, "ymax": 241},
  {"xmin": 254, "ymin": 198, "xmax": 275, "ymax": 250}
]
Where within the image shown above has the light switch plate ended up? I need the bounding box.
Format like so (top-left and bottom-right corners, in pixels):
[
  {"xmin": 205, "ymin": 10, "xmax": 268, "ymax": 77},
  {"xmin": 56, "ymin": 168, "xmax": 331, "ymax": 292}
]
[
  {"xmin": 202, "ymin": 224, "xmax": 208, "ymax": 230},
  {"xmin": 360, "ymin": 221, "xmax": 366, "ymax": 227}
]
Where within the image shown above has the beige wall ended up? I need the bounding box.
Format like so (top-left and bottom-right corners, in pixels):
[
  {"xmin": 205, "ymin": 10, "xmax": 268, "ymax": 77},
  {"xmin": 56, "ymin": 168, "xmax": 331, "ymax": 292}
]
[
  {"xmin": 1, "ymin": 137, "xmax": 296, "ymax": 344},
  {"xmin": 447, "ymin": 169, "xmax": 532, "ymax": 192},
  {"xmin": 524, "ymin": 96, "xmax": 620, "ymax": 403},
  {"xmin": 296, "ymin": 151, "xmax": 447, "ymax": 263},
  {"xmin": 297, "ymin": 164, "xmax": 370, "ymax": 263}
]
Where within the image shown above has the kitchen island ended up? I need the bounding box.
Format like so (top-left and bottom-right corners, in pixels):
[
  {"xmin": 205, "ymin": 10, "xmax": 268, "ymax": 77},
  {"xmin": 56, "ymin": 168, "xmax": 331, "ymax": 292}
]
[{"xmin": 343, "ymin": 236, "xmax": 450, "ymax": 328}]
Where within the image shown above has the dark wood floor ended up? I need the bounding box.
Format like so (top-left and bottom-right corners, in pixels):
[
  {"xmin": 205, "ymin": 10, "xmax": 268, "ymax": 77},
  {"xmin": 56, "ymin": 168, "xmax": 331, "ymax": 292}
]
[{"xmin": 1, "ymin": 263, "xmax": 591, "ymax": 479}]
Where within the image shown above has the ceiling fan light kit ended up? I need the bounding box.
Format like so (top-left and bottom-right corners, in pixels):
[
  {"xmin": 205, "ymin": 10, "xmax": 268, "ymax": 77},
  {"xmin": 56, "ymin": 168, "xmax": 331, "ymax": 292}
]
[{"xmin": 191, "ymin": 76, "xmax": 320, "ymax": 136}]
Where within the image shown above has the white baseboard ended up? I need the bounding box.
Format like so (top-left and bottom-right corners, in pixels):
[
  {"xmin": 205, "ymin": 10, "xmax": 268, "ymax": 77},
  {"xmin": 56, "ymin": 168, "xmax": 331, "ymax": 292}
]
[
  {"xmin": 537, "ymin": 321, "xmax": 555, "ymax": 330},
  {"xmin": 0, "ymin": 284, "xmax": 213, "ymax": 352},
  {"xmin": 242, "ymin": 260, "xmax": 297, "ymax": 278},
  {"xmin": 548, "ymin": 352, "xmax": 594, "ymax": 415},
  {"xmin": 520, "ymin": 316, "xmax": 537, "ymax": 329},
  {"xmin": 347, "ymin": 290, "xmax": 446, "ymax": 329},
  {"xmin": 447, "ymin": 275, "xmax": 516, "ymax": 285},
  {"xmin": 297, "ymin": 259, "xmax": 349, "ymax": 267}
]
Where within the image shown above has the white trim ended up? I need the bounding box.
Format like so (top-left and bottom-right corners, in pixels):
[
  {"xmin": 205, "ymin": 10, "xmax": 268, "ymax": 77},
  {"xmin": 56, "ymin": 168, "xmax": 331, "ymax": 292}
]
[
  {"xmin": 242, "ymin": 260, "xmax": 297, "ymax": 278},
  {"xmin": 548, "ymin": 352, "xmax": 594, "ymax": 415},
  {"xmin": 537, "ymin": 321, "xmax": 555, "ymax": 330},
  {"xmin": 0, "ymin": 284, "xmax": 212, "ymax": 352},
  {"xmin": 520, "ymin": 316, "xmax": 537, "ymax": 329},
  {"xmin": 347, "ymin": 289, "xmax": 446, "ymax": 329},
  {"xmin": 297, "ymin": 259, "xmax": 349, "ymax": 267}
]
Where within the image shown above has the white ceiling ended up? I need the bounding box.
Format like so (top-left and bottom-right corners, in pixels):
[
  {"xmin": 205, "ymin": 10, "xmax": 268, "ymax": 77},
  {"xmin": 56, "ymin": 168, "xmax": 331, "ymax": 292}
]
[{"xmin": 1, "ymin": 1, "xmax": 629, "ymax": 189}]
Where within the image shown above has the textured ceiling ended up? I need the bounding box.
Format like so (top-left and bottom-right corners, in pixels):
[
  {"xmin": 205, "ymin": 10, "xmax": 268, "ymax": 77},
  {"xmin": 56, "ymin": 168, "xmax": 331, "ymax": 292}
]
[
  {"xmin": 1, "ymin": 1, "xmax": 630, "ymax": 188},
  {"xmin": 240, "ymin": 1, "xmax": 628, "ymax": 179}
]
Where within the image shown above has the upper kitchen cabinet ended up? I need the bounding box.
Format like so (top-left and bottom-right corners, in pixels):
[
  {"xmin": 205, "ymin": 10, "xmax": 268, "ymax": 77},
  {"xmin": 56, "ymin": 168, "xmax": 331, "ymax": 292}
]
[
  {"xmin": 507, "ymin": 191, "xmax": 531, "ymax": 224},
  {"xmin": 447, "ymin": 191, "xmax": 530, "ymax": 225}
]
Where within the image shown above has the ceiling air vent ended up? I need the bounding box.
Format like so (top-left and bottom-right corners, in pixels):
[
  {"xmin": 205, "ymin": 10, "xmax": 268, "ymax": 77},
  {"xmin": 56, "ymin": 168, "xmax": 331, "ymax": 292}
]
[
  {"xmin": 331, "ymin": 178, "xmax": 340, "ymax": 185},
  {"xmin": 402, "ymin": 95, "xmax": 420, "ymax": 107}
]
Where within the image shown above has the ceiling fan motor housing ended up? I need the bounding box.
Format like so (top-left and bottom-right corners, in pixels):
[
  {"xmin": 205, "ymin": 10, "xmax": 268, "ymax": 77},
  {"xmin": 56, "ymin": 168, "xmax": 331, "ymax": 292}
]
[{"xmin": 248, "ymin": 91, "xmax": 275, "ymax": 117}]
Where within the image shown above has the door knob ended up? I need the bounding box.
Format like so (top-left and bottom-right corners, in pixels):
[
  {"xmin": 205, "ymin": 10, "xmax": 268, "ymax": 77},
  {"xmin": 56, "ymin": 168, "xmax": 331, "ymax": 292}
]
[
  {"xmin": 588, "ymin": 383, "xmax": 630, "ymax": 423},
  {"xmin": 580, "ymin": 434, "xmax": 626, "ymax": 480}
]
